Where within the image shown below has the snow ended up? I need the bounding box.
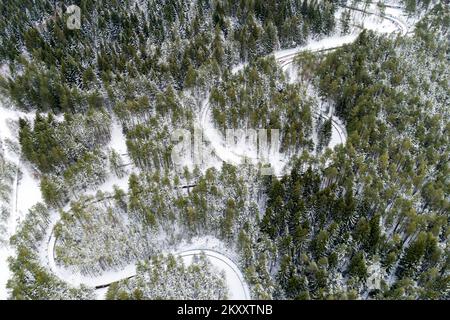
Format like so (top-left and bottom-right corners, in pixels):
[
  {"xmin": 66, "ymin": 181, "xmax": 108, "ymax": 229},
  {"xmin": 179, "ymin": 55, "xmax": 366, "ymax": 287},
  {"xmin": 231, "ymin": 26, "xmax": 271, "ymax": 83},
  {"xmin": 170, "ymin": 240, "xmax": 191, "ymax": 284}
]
[
  {"xmin": 83, "ymin": 174, "xmax": 130, "ymax": 198},
  {"xmin": 199, "ymin": 99, "xmax": 287, "ymax": 176},
  {"xmin": 0, "ymin": 250, "xmax": 11, "ymax": 299},
  {"xmin": 203, "ymin": 33, "xmax": 363, "ymax": 174},
  {"xmin": 339, "ymin": 2, "xmax": 410, "ymax": 36},
  {"xmin": 95, "ymin": 287, "xmax": 108, "ymax": 300},
  {"xmin": 0, "ymin": 64, "xmax": 10, "ymax": 78},
  {"xmin": 174, "ymin": 236, "xmax": 251, "ymax": 300},
  {"xmin": 231, "ymin": 63, "xmax": 245, "ymax": 75},
  {"xmin": 76, "ymin": 116, "xmax": 132, "ymax": 198},
  {"xmin": 46, "ymin": 227, "xmax": 250, "ymax": 299},
  {"xmin": 109, "ymin": 116, "xmax": 128, "ymax": 156},
  {"xmin": 0, "ymin": 1, "xmax": 418, "ymax": 300},
  {"xmin": 43, "ymin": 213, "xmax": 251, "ymax": 299},
  {"xmin": 65, "ymin": 248, "xmax": 251, "ymax": 300},
  {"xmin": 328, "ymin": 116, "xmax": 347, "ymax": 149},
  {"xmin": 0, "ymin": 102, "xmax": 42, "ymax": 299},
  {"xmin": 180, "ymin": 250, "xmax": 250, "ymax": 300},
  {"xmin": 44, "ymin": 207, "xmax": 136, "ymax": 288},
  {"xmin": 273, "ymin": 33, "xmax": 359, "ymax": 61},
  {"xmin": 16, "ymin": 164, "xmax": 42, "ymax": 219}
]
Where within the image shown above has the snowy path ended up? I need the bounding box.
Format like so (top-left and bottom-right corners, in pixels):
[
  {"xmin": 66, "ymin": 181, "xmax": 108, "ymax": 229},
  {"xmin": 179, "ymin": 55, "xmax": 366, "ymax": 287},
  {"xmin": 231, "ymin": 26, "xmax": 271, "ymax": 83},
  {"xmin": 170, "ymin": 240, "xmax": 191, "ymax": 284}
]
[
  {"xmin": 202, "ymin": 2, "xmax": 408, "ymax": 173},
  {"xmin": 46, "ymin": 226, "xmax": 250, "ymax": 299},
  {"xmin": 2, "ymin": 1, "xmax": 411, "ymax": 300},
  {"xmin": 201, "ymin": 41, "xmax": 355, "ymax": 173},
  {"xmin": 179, "ymin": 249, "xmax": 250, "ymax": 300},
  {"xmin": 42, "ymin": 2, "xmax": 409, "ymax": 300},
  {"xmin": 0, "ymin": 104, "xmax": 42, "ymax": 299}
]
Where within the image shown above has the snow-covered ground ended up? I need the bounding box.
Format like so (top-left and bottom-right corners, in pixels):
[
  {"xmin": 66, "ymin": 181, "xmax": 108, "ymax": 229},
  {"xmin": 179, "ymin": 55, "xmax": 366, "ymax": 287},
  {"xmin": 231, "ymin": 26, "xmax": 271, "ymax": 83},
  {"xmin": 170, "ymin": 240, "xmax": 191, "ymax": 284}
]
[
  {"xmin": 109, "ymin": 116, "xmax": 129, "ymax": 157},
  {"xmin": 179, "ymin": 250, "xmax": 250, "ymax": 300},
  {"xmin": 40, "ymin": 3, "xmax": 412, "ymax": 300},
  {"xmin": 336, "ymin": 4, "xmax": 408, "ymax": 35},
  {"xmin": 174, "ymin": 236, "xmax": 251, "ymax": 299},
  {"xmin": 82, "ymin": 116, "xmax": 131, "ymax": 198},
  {"xmin": 46, "ymin": 227, "xmax": 249, "ymax": 299},
  {"xmin": 93, "ymin": 249, "xmax": 251, "ymax": 300},
  {"xmin": 0, "ymin": 1, "xmax": 416, "ymax": 300},
  {"xmin": 218, "ymin": 1, "xmax": 410, "ymax": 173},
  {"xmin": 273, "ymin": 34, "xmax": 359, "ymax": 64},
  {"xmin": 0, "ymin": 103, "xmax": 42, "ymax": 299},
  {"xmin": 202, "ymin": 34, "xmax": 359, "ymax": 175},
  {"xmin": 199, "ymin": 99, "xmax": 287, "ymax": 176}
]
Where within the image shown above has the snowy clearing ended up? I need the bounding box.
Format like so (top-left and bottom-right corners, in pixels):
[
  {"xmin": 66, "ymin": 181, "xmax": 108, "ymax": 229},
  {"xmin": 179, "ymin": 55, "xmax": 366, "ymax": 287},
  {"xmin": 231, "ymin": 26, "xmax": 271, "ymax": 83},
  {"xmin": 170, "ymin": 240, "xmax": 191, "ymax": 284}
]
[
  {"xmin": 1, "ymin": 1, "xmax": 418, "ymax": 300},
  {"xmin": 0, "ymin": 103, "xmax": 42, "ymax": 299},
  {"xmin": 179, "ymin": 249, "xmax": 250, "ymax": 300},
  {"xmin": 39, "ymin": 3, "xmax": 410, "ymax": 300},
  {"xmin": 47, "ymin": 224, "xmax": 249, "ymax": 299}
]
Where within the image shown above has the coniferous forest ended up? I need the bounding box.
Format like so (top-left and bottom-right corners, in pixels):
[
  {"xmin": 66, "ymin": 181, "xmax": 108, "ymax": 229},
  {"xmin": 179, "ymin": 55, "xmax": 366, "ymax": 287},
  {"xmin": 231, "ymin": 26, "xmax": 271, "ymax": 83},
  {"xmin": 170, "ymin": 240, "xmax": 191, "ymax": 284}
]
[{"xmin": 0, "ymin": 0, "xmax": 448, "ymax": 301}]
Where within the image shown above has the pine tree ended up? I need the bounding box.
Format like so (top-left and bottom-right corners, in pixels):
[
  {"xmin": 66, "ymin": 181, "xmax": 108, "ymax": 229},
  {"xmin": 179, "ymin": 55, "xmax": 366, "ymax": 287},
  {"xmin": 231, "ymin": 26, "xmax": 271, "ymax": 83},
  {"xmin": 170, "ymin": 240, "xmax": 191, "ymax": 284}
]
[{"xmin": 348, "ymin": 252, "xmax": 367, "ymax": 281}]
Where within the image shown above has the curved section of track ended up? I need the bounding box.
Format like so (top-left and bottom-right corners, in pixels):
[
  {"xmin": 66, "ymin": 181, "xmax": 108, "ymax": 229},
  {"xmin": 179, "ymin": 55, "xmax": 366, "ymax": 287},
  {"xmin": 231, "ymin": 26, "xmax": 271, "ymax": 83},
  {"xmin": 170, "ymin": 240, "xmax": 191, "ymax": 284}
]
[
  {"xmin": 340, "ymin": 4, "xmax": 408, "ymax": 36},
  {"xmin": 201, "ymin": 45, "xmax": 350, "ymax": 169},
  {"xmin": 41, "ymin": 3, "xmax": 409, "ymax": 300},
  {"xmin": 178, "ymin": 249, "xmax": 250, "ymax": 300},
  {"xmin": 202, "ymin": 2, "xmax": 407, "ymax": 167}
]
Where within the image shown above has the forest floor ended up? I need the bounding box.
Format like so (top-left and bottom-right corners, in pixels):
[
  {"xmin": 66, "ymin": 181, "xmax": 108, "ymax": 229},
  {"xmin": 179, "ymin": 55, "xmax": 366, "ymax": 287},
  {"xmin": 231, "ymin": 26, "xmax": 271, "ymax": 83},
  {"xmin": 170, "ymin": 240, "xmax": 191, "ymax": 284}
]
[{"xmin": 0, "ymin": 2, "xmax": 415, "ymax": 299}]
